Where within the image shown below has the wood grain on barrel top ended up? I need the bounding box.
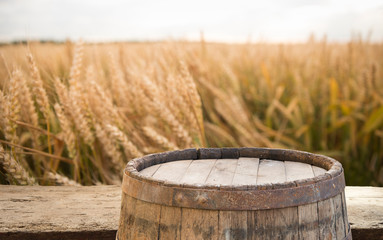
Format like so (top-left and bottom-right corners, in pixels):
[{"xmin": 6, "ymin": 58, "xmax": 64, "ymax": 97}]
[{"xmin": 138, "ymin": 158, "xmax": 327, "ymax": 186}]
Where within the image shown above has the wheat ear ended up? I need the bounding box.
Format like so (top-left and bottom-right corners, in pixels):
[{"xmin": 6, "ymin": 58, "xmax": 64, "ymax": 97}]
[
  {"xmin": 104, "ymin": 124, "xmax": 143, "ymax": 159},
  {"xmin": 46, "ymin": 172, "xmax": 80, "ymax": 186},
  {"xmin": 94, "ymin": 122, "xmax": 123, "ymax": 172},
  {"xmin": 86, "ymin": 66, "xmax": 120, "ymax": 126},
  {"xmin": 66, "ymin": 41, "xmax": 94, "ymax": 146},
  {"xmin": 180, "ymin": 62, "xmax": 205, "ymax": 145},
  {"xmin": 54, "ymin": 77, "xmax": 71, "ymax": 115},
  {"xmin": 0, "ymin": 90, "xmax": 6, "ymax": 129},
  {"xmin": 108, "ymin": 53, "xmax": 131, "ymax": 106},
  {"xmin": 12, "ymin": 69, "xmax": 39, "ymax": 129},
  {"xmin": 27, "ymin": 53, "xmax": 50, "ymax": 118},
  {"xmin": 54, "ymin": 103, "xmax": 76, "ymax": 158},
  {"xmin": 68, "ymin": 88, "xmax": 95, "ymax": 145},
  {"xmin": 68, "ymin": 39, "xmax": 84, "ymax": 88},
  {"xmin": 139, "ymin": 76, "xmax": 192, "ymax": 146},
  {"xmin": 142, "ymin": 126, "xmax": 178, "ymax": 150},
  {"xmin": 0, "ymin": 144, "xmax": 36, "ymax": 185},
  {"xmin": 2, "ymin": 71, "xmax": 21, "ymax": 144}
]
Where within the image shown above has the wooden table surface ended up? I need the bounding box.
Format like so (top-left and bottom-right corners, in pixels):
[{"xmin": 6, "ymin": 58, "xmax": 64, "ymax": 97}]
[{"xmin": 0, "ymin": 185, "xmax": 382, "ymax": 240}]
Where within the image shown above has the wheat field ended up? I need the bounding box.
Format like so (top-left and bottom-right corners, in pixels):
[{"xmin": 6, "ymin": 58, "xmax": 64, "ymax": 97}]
[{"xmin": 0, "ymin": 39, "xmax": 382, "ymax": 186}]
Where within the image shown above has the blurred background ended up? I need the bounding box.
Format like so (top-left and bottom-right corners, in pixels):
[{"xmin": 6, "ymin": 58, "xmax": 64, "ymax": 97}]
[
  {"xmin": 0, "ymin": 1, "xmax": 382, "ymax": 187},
  {"xmin": 1, "ymin": 0, "xmax": 383, "ymax": 43}
]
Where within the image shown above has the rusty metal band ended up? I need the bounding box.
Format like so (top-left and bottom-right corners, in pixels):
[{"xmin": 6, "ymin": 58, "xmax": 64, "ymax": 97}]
[{"xmin": 123, "ymin": 148, "xmax": 346, "ymax": 210}]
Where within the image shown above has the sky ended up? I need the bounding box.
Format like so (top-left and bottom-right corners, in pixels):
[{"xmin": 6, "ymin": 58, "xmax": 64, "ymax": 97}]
[{"xmin": 0, "ymin": 0, "xmax": 382, "ymax": 43}]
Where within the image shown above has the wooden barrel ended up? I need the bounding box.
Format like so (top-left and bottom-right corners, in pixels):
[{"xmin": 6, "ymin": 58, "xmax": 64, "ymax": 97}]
[{"xmin": 117, "ymin": 148, "xmax": 352, "ymax": 240}]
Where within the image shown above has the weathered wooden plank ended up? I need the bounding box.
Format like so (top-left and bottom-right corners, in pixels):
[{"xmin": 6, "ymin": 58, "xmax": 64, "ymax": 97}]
[
  {"xmin": 333, "ymin": 194, "xmax": 346, "ymax": 239},
  {"xmin": 272, "ymin": 207, "xmax": 299, "ymax": 240},
  {"xmin": 0, "ymin": 186, "xmax": 382, "ymax": 240},
  {"xmin": 159, "ymin": 205, "xmax": 181, "ymax": 240},
  {"xmin": 130, "ymin": 199, "xmax": 161, "ymax": 240},
  {"xmin": 0, "ymin": 185, "xmax": 120, "ymax": 239},
  {"xmin": 298, "ymin": 202, "xmax": 319, "ymax": 239},
  {"xmin": 232, "ymin": 158, "xmax": 259, "ymax": 185},
  {"xmin": 318, "ymin": 198, "xmax": 337, "ymax": 239},
  {"xmin": 219, "ymin": 210, "xmax": 247, "ymax": 239},
  {"xmin": 271, "ymin": 162, "xmax": 298, "ymax": 240},
  {"xmin": 285, "ymin": 161, "xmax": 315, "ymax": 181},
  {"xmin": 344, "ymin": 187, "xmax": 383, "ymax": 240},
  {"xmin": 235, "ymin": 158, "xmax": 259, "ymax": 176},
  {"xmin": 246, "ymin": 210, "xmax": 259, "ymax": 240},
  {"xmin": 152, "ymin": 160, "xmax": 192, "ymax": 182},
  {"xmin": 256, "ymin": 159, "xmax": 286, "ymax": 184},
  {"xmin": 205, "ymin": 159, "xmax": 237, "ymax": 186},
  {"xmin": 181, "ymin": 208, "xmax": 219, "ymax": 240},
  {"xmin": 342, "ymin": 192, "xmax": 351, "ymax": 236},
  {"xmin": 314, "ymin": 163, "xmax": 337, "ymax": 240},
  {"xmin": 312, "ymin": 165, "xmax": 327, "ymax": 176},
  {"xmin": 249, "ymin": 161, "xmax": 299, "ymax": 239},
  {"xmin": 218, "ymin": 159, "xmax": 250, "ymax": 239},
  {"xmin": 139, "ymin": 164, "xmax": 161, "ymax": 177},
  {"xmin": 285, "ymin": 162, "xmax": 319, "ymax": 239},
  {"xmin": 345, "ymin": 186, "xmax": 383, "ymax": 198},
  {"xmin": 117, "ymin": 193, "xmax": 137, "ymax": 240},
  {"xmin": 180, "ymin": 159, "xmax": 216, "ymax": 184},
  {"xmin": 140, "ymin": 159, "xmax": 321, "ymax": 186},
  {"xmin": 247, "ymin": 207, "xmax": 299, "ymax": 240}
]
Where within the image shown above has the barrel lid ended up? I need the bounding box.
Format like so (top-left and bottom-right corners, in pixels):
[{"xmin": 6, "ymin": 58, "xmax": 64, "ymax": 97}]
[
  {"xmin": 139, "ymin": 158, "xmax": 328, "ymax": 187},
  {"xmin": 122, "ymin": 148, "xmax": 345, "ymax": 210}
]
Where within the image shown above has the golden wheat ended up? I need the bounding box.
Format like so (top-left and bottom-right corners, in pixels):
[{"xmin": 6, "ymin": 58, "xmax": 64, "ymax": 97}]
[
  {"xmin": 46, "ymin": 172, "xmax": 80, "ymax": 186},
  {"xmin": 0, "ymin": 40, "xmax": 382, "ymax": 186},
  {"xmin": 54, "ymin": 103, "xmax": 76, "ymax": 158},
  {"xmin": 142, "ymin": 126, "xmax": 178, "ymax": 150},
  {"xmin": 0, "ymin": 144, "xmax": 36, "ymax": 185},
  {"xmin": 104, "ymin": 123, "xmax": 142, "ymax": 159},
  {"xmin": 13, "ymin": 69, "xmax": 39, "ymax": 129},
  {"xmin": 27, "ymin": 52, "xmax": 50, "ymax": 118}
]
